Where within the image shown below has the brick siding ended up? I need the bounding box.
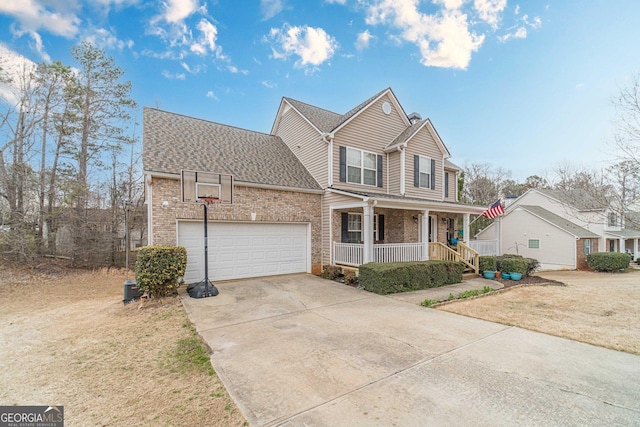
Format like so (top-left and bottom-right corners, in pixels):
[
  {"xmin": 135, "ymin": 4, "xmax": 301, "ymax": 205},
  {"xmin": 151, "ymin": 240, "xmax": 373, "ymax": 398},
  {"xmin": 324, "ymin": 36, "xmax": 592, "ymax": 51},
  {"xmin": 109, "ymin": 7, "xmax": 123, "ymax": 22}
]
[{"xmin": 149, "ymin": 177, "xmax": 323, "ymax": 274}]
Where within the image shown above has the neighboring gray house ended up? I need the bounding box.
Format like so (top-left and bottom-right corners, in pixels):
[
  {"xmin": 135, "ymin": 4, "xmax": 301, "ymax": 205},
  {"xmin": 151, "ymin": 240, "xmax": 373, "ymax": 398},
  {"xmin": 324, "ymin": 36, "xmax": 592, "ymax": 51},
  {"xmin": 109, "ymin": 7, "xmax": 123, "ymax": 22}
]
[{"xmin": 476, "ymin": 188, "xmax": 640, "ymax": 270}]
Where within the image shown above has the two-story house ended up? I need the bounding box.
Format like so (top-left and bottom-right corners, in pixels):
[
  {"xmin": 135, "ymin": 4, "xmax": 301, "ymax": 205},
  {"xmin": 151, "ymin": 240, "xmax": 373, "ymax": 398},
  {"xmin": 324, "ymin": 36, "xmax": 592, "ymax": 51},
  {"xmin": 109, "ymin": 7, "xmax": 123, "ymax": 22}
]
[
  {"xmin": 475, "ymin": 188, "xmax": 640, "ymax": 270},
  {"xmin": 143, "ymin": 88, "xmax": 485, "ymax": 283}
]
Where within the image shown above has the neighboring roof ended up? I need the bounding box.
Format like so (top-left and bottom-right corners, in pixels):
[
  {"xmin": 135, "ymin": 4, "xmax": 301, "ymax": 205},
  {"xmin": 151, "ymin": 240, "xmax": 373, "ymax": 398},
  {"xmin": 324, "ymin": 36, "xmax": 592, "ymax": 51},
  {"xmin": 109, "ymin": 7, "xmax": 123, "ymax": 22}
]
[
  {"xmin": 605, "ymin": 228, "xmax": 640, "ymax": 239},
  {"xmin": 385, "ymin": 119, "xmax": 423, "ymax": 150},
  {"xmin": 535, "ymin": 188, "xmax": 607, "ymax": 211},
  {"xmin": 143, "ymin": 108, "xmax": 321, "ymax": 190},
  {"xmin": 518, "ymin": 205, "xmax": 600, "ymax": 238}
]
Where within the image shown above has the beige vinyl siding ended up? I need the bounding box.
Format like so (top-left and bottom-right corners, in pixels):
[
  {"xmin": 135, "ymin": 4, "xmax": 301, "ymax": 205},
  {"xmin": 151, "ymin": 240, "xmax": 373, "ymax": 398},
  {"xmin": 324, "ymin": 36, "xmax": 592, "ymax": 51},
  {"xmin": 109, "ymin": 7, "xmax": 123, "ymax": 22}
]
[
  {"xmin": 444, "ymin": 169, "xmax": 457, "ymax": 202},
  {"xmin": 404, "ymin": 128, "xmax": 443, "ymax": 199},
  {"xmin": 322, "ymin": 191, "xmax": 364, "ymax": 266},
  {"xmin": 332, "ymin": 94, "xmax": 407, "ymax": 192},
  {"xmin": 388, "ymin": 151, "xmax": 401, "ymax": 194},
  {"xmin": 275, "ymin": 107, "xmax": 327, "ymax": 187}
]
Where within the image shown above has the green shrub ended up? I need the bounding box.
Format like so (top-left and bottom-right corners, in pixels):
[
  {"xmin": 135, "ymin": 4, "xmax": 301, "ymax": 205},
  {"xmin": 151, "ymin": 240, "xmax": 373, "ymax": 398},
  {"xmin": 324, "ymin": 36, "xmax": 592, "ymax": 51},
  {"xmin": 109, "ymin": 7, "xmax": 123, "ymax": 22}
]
[
  {"xmin": 496, "ymin": 254, "xmax": 539, "ymax": 276},
  {"xmin": 321, "ymin": 265, "xmax": 343, "ymax": 280},
  {"xmin": 135, "ymin": 245, "xmax": 187, "ymax": 298},
  {"xmin": 358, "ymin": 261, "xmax": 464, "ymax": 295},
  {"xmin": 499, "ymin": 257, "xmax": 527, "ymax": 275},
  {"xmin": 479, "ymin": 256, "xmax": 496, "ymax": 272},
  {"xmin": 586, "ymin": 252, "xmax": 631, "ymax": 272},
  {"xmin": 522, "ymin": 257, "xmax": 540, "ymax": 276}
]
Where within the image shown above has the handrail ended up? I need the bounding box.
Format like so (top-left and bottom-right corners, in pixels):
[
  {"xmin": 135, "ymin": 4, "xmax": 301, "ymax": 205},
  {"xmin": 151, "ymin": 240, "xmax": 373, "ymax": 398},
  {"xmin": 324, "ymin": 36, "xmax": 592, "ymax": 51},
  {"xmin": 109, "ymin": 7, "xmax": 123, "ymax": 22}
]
[{"xmin": 429, "ymin": 242, "xmax": 479, "ymax": 274}]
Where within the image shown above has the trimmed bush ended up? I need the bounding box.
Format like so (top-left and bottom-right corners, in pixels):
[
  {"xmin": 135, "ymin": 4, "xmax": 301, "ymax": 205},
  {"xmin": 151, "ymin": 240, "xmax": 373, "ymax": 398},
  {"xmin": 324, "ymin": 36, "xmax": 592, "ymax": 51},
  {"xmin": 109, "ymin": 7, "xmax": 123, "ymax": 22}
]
[
  {"xmin": 479, "ymin": 256, "xmax": 496, "ymax": 272},
  {"xmin": 587, "ymin": 252, "xmax": 631, "ymax": 272},
  {"xmin": 135, "ymin": 245, "xmax": 187, "ymax": 298},
  {"xmin": 499, "ymin": 257, "xmax": 527, "ymax": 275},
  {"xmin": 497, "ymin": 254, "xmax": 539, "ymax": 277},
  {"xmin": 321, "ymin": 265, "xmax": 343, "ymax": 280},
  {"xmin": 358, "ymin": 261, "xmax": 465, "ymax": 295}
]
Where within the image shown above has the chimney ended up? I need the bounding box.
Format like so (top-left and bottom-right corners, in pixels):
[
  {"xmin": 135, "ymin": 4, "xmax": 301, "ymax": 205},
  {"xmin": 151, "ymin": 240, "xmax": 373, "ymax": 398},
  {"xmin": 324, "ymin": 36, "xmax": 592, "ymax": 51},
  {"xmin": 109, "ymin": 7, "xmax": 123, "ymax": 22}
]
[{"xmin": 407, "ymin": 112, "xmax": 422, "ymax": 124}]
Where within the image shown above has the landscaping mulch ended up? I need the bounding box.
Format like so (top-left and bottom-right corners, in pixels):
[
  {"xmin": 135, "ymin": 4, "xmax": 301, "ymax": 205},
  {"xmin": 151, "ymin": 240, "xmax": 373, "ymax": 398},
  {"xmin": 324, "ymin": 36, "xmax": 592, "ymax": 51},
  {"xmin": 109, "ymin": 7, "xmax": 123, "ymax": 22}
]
[{"xmin": 490, "ymin": 274, "xmax": 566, "ymax": 289}]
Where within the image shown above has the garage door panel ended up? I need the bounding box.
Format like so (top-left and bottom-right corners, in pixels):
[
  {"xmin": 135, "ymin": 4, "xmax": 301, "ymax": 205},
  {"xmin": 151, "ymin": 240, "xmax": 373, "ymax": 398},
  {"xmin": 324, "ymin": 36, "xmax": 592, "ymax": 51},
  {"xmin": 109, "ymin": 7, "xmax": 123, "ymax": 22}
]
[{"xmin": 178, "ymin": 221, "xmax": 309, "ymax": 282}]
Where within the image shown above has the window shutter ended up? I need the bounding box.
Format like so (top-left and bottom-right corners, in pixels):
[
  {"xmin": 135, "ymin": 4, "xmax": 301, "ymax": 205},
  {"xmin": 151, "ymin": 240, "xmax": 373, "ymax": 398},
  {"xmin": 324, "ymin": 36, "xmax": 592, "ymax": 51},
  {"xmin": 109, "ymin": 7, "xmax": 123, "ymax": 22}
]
[
  {"xmin": 341, "ymin": 212, "xmax": 348, "ymax": 243},
  {"xmin": 414, "ymin": 155, "xmax": 420, "ymax": 187},
  {"xmin": 379, "ymin": 214, "xmax": 385, "ymax": 241},
  {"xmin": 445, "ymin": 172, "xmax": 449, "ymax": 198},
  {"xmin": 377, "ymin": 154, "xmax": 383, "ymax": 188},
  {"xmin": 430, "ymin": 159, "xmax": 436, "ymax": 189},
  {"xmin": 339, "ymin": 146, "xmax": 346, "ymax": 182}
]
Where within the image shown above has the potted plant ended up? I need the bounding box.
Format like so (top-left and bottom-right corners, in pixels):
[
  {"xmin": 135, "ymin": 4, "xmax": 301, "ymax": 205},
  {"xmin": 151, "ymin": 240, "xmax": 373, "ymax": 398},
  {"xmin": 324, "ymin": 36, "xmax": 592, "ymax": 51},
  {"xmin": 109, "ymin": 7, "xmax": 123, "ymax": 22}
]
[{"xmin": 479, "ymin": 256, "xmax": 497, "ymax": 279}]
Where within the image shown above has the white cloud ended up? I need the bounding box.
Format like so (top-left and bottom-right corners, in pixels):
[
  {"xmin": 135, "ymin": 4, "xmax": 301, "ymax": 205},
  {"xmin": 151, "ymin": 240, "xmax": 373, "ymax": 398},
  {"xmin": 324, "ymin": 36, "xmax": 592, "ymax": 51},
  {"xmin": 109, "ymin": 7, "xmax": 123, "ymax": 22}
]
[
  {"xmin": 325, "ymin": 0, "xmax": 347, "ymax": 4},
  {"xmin": 0, "ymin": 0, "xmax": 80, "ymax": 38},
  {"xmin": 227, "ymin": 65, "xmax": 248, "ymax": 75},
  {"xmin": 473, "ymin": 0, "xmax": 507, "ymax": 29},
  {"xmin": 366, "ymin": 0, "xmax": 484, "ymax": 69},
  {"xmin": 0, "ymin": 43, "xmax": 37, "ymax": 103},
  {"xmin": 435, "ymin": 0, "xmax": 466, "ymax": 10},
  {"xmin": 497, "ymin": 12, "xmax": 541, "ymax": 43},
  {"xmin": 190, "ymin": 19, "xmax": 226, "ymax": 59},
  {"xmin": 355, "ymin": 30, "xmax": 373, "ymax": 50},
  {"xmin": 261, "ymin": 80, "xmax": 277, "ymax": 88},
  {"xmin": 206, "ymin": 90, "xmax": 218, "ymax": 99},
  {"xmin": 163, "ymin": 0, "xmax": 199, "ymax": 23},
  {"xmin": 161, "ymin": 70, "xmax": 186, "ymax": 79},
  {"xmin": 261, "ymin": 0, "xmax": 284, "ymax": 20},
  {"xmin": 267, "ymin": 24, "xmax": 338, "ymax": 67},
  {"xmin": 82, "ymin": 27, "xmax": 134, "ymax": 51}
]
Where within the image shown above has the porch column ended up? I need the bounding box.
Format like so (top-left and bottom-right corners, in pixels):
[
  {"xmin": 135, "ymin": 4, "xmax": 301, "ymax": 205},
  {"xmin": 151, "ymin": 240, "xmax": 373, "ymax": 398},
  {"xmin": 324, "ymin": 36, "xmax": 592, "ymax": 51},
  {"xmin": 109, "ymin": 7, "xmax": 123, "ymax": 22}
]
[
  {"xmin": 619, "ymin": 237, "xmax": 625, "ymax": 253},
  {"xmin": 634, "ymin": 238, "xmax": 638, "ymax": 261},
  {"xmin": 421, "ymin": 210, "xmax": 429, "ymax": 260},
  {"xmin": 363, "ymin": 203, "xmax": 374, "ymax": 264},
  {"xmin": 463, "ymin": 213, "xmax": 470, "ymax": 244}
]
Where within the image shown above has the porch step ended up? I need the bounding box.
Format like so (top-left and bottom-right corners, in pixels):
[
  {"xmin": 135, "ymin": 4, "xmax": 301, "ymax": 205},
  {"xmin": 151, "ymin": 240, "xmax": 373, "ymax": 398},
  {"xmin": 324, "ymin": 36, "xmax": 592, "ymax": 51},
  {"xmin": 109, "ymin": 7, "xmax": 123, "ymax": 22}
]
[{"xmin": 462, "ymin": 272, "xmax": 479, "ymax": 281}]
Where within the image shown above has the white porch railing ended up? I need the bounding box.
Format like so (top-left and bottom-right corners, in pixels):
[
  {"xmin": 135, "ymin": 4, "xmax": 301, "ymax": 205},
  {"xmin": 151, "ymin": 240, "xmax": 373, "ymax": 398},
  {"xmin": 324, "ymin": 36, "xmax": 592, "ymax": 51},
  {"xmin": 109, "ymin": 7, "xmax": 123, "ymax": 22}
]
[
  {"xmin": 333, "ymin": 242, "xmax": 424, "ymax": 266},
  {"xmin": 468, "ymin": 239, "xmax": 498, "ymax": 256},
  {"xmin": 333, "ymin": 243, "xmax": 363, "ymax": 266},
  {"xmin": 374, "ymin": 243, "xmax": 424, "ymax": 263}
]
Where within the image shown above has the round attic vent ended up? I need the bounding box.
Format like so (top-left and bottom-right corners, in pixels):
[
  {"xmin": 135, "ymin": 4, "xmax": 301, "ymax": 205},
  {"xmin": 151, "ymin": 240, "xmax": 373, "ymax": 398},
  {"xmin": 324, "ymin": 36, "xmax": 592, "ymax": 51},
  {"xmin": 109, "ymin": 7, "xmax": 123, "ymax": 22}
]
[{"xmin": 382, "ymin": 101, "xmax": 391, "ymax": 114}]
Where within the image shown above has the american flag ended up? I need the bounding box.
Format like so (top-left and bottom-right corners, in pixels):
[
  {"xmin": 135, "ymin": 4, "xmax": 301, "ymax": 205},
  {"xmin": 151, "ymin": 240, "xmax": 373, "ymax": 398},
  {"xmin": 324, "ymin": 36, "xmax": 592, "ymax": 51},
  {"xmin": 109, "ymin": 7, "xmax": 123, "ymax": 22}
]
[{"xmin": 482, "ymin": 199, "xmax": 504, "ymax": 219}]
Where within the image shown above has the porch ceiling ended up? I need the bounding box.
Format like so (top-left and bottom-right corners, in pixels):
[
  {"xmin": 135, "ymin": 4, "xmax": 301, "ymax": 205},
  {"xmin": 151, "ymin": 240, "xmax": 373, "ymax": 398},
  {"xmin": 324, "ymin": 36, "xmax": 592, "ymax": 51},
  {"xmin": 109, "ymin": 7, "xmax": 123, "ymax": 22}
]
[{"xmin": 328, "ymin": 187, "xmax": 486, "ymax": 215}]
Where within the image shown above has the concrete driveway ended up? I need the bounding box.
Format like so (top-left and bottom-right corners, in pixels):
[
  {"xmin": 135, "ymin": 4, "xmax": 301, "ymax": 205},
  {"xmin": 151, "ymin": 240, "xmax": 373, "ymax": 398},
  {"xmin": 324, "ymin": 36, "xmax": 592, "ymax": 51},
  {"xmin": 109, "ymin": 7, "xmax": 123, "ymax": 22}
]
[{"xmin": 180, "ymin": 274, "xmax": 640, "ymax": 426}]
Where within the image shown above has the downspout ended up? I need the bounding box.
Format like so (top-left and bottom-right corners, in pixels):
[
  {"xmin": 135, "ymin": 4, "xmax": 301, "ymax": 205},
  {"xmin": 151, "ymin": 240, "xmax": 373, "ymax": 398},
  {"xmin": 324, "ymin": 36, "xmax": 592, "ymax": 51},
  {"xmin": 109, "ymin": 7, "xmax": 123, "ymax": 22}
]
[
  {"xmin": 145, "ymin": 173, "xmax": 153, "ymax": 245},
  {"xmin": 322, "ymin": 132, "xmax": 334, "ymax": 187}
]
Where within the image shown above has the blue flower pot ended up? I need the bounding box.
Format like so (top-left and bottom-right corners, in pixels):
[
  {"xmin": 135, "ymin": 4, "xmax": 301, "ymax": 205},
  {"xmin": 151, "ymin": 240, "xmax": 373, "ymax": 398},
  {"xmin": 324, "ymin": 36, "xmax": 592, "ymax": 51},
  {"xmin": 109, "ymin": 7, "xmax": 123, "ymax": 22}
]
[
  {"xmin": 510, "ymin": 272, "xmax": 522, "ymax": 281},
  {"xmin": 483, "ymin": 271, "xmax": 496, "ymax": 279},
  {"xmin": 501, "ymin": 273, "xmax": 511, "ymax": 280}
]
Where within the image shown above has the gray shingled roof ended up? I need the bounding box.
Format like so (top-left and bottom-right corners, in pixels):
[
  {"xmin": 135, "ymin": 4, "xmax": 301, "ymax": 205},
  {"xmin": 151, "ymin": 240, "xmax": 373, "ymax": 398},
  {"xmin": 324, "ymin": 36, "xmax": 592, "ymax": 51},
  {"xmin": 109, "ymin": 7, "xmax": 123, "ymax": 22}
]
[
  {"xmin": 285, "ymin": 87, "xmax": 392, "ymax": 133},
  {"xmin": 536, "ymin": 188, "xmax": 606, "ymax": 211},
  {"xmin": 385, "ymin": 120, "xmax": 423, "ymax": 150},
  {"xmin": 445, "ymin": 159, "xmax": 461, "ymax": 171},
  {"xmin": 518, "ymin": 205, "xmax": 600, "ymax": 238},
  {"xmin": 143, "ymin": 108, "xmax": 321, "ymax": 190}
]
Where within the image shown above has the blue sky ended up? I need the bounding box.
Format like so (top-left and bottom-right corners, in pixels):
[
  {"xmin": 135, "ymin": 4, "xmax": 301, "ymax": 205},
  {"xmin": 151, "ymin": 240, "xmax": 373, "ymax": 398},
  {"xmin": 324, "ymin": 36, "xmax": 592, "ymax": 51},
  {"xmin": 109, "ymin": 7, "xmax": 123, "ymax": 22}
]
[{"xmin": 1, "ymin": 0, "xmax": 639, "ymax": 182}]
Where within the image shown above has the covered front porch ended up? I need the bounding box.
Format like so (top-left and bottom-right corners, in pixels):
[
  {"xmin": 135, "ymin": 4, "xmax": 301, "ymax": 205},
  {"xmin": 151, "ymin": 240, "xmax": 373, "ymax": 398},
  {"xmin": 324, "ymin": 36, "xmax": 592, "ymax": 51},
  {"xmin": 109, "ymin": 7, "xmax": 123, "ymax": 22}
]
[
  {"xmin": 606, "ymin": 229, "xmax": 640, "ymax": 261},
  {"xmin": 327, "ymin": 191, "xmax": 486, "ymax": 273}
]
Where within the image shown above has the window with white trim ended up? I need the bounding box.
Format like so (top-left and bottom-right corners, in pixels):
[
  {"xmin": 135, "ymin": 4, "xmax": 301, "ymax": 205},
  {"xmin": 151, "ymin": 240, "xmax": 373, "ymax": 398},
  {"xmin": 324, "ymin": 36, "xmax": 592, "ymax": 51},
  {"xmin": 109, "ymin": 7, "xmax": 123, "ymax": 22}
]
[
  {"xmin": 608, "ymin": 212, "xmax": 618, "ymax": 227},
  {"xmin": 528, "ymin": 239, "xmax": 540, "ymax": 249},
  {"xmin": 418, "ymin": 156, "xmax": 432, "ymax": 188},
  {"xmin": 347, "ymin": 148, "xmax": 378, "ymax": 186},
  {"xmin": 583, "ymin": 239, "xmax": 592, "ymax": 255},
  {"xmin": 346, "ymin": 213, "xmax": 380, "ymax": 243}
]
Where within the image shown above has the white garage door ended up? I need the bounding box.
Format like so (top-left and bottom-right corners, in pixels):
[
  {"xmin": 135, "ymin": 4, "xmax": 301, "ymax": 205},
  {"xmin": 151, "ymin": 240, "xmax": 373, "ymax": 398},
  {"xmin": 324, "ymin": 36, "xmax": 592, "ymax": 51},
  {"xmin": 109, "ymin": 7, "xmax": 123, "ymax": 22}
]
[{"xmin": 177, "ymin": 221, "xmax": 309, "ymax": 283}]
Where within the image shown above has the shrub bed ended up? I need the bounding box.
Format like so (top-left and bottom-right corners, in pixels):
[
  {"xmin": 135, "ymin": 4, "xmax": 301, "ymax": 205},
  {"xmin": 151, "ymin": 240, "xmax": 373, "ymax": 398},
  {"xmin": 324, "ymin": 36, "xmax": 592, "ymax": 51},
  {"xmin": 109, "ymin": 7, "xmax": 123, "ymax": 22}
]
[
  {"xmin": 358, "ymin": 261, "xmax": 464, "ymax": 295},
  {"xmin": 135, "ymin": 245, "xmax": 187, "ymax": 298},
  {"xmin": 479, "ymin": 256, "xmax": 496, "ymax": 272},
  {"xmin": 587, "ymin": 252, "xmax": 631, "ymax": 272},
  {"xmin": 497, "ymin": 254, "xmax": 539, "ymax": 276}
]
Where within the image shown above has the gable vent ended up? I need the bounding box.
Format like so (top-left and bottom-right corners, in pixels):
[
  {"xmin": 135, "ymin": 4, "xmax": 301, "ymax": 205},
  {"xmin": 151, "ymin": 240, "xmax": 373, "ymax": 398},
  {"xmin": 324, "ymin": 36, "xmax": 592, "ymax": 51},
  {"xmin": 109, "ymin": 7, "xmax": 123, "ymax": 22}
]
[{"xmin": 408, "ymin": 112, "xmax": 422, "ymax": 124}]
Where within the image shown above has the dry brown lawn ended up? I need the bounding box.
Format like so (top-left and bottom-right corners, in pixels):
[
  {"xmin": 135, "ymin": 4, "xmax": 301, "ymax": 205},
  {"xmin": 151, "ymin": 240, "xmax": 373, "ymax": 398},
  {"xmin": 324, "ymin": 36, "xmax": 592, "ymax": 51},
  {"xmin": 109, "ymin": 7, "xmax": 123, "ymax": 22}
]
[
  {"xmin": 439, "ymin": 270, "xmax": 640, "ymax": 355},
  {"xmin": 0, "ymin": 262, "xmax": 246, "ymax": 427}
]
